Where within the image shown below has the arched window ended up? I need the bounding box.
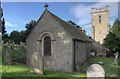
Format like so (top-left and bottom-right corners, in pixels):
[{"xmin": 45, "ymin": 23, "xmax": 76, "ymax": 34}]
[{"xmin": 44, "ymin": 36, "xmax": 51, "ymax": 56}]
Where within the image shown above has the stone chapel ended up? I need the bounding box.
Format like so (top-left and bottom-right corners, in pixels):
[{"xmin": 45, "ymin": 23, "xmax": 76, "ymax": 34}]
[{"xmin": 26, "ymin": 4, "xmax": 93, "ymax": 72}]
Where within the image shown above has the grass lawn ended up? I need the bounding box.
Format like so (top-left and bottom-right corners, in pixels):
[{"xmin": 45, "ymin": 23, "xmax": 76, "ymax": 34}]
[
  {"xmin": 2, "ymin": 62, "xmax": 85, "ymax": 77},
  {"xmin": 2, "ymin": 56, "xmax": 120, "ymax": 78}
]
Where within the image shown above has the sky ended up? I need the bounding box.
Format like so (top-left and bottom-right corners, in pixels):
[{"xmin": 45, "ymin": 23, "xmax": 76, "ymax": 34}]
[{"xmin": 1, "ymin": 2, "xmax": 118, "ymax": 36}]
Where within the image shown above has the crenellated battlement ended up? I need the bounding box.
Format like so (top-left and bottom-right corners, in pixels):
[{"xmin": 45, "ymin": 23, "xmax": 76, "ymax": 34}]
[{"xmin": 91, "ymin": 6, "xmax": 109, "ymax": 13}]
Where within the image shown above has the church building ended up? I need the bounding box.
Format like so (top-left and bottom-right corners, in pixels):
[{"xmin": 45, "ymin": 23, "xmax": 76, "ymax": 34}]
[{"xmin": 26, "ymin": 4, "xmax": 92, "ymax": 72}]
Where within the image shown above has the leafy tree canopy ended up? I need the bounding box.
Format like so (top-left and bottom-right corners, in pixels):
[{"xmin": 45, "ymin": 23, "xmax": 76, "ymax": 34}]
[
  {"xmin": 3, "ymin": 20, "xmax": 37, "ymax": 43},
  {"xmin": 2, "ymin": 18, "xmax": 6, "ymax": 34},
  {"xmin": 103, "ymin": 18, "xmax": 120, "ymax": 53},
  {"xmin": 10, "ymin": 31, "xmax": 20, "ymax": 43}
]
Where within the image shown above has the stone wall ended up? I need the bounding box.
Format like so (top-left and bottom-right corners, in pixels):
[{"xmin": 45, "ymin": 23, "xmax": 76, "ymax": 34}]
[
  {"xmin": 74, "ymin": 40, "xmax": 89, "ymax": 71},
  {"xmin": 26, "ymin": 11, "xmax": 73, "ymax": 72},
  {"xmin": 91, "ymin": 41, "xmax": 109, "ymax": 57}
]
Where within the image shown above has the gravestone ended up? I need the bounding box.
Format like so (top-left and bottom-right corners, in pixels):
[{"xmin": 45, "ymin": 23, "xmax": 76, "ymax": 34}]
[
  {"xmin": 5, "ymin": 42, "xmax": 9, "ymax": 46},
  {"xmin": 87, "ymin": 64, "xmax": 105, "ymax": 79},
  {"xmin": 1, "ymin": 40, "xmax": 4, "ymax": 45},
  {"xmin": 20, "ymin": 45, "xmax": 26, "ymax": 53},
  {"xmin": 14, "ymin": 48, "xmax": 19, "ymax": 54},
  {"xmin": 16, "ymin": 44, "xmax": 19, "ymax": 48},
  {"xmin": 20, "ymin": 41, "xmax": 23, "ymax": 45},
  {"xmin": 20, "ymin": 42, "xmax": 25, "ymax": 46},
  {"xmin": 11, "ymin": 42, "xmax": 15, "ymax": 47},
  {"xmin": 3, "ymin": 46, "xmax": 12, "ymax": 64},
  {"xmin": 31, "ymin": 52, "xmax": 43, "ymax": 75}
]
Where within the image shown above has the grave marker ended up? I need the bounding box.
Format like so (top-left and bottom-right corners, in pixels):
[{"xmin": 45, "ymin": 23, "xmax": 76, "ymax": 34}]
[
  {"xmin": 31, "ymin": 52, "xmax": 43, "ymax": 75},
  {"xmin": 87, "ymin": 64, "xmax": 105, "ymax": 79},
  {"xmin": 3, "ymin": 46, "xmax": 12, "ymax": 64}
]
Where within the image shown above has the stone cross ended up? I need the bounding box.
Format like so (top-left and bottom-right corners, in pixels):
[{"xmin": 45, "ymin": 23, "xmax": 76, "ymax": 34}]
[
  {"xmin": 114, "ymin": 52, "xmax": 119, "ymax": 62},
  {"xmin": 112, "ymin": 52, "xmax": 119, "ymax": 65},
  {"xmin": 44, "ymin": 4, "xmax": 48, "ymax": 10}
]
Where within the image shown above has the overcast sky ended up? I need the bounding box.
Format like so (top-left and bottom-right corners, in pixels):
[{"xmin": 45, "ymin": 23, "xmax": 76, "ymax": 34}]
[{"xmin": 2, "ymin": 2, "xmax": 118, "ymax": 36}]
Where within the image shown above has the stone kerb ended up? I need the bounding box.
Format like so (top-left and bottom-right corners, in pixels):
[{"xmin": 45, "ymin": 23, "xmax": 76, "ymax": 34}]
[{"xmin": 31, "ymin": 52, "xmax": 43, "ymax": 75}]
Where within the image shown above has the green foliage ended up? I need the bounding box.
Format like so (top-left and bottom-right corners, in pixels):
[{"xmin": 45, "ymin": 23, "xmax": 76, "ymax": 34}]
[
  {"xmin": 10, "ymin": 31, "xmax": 20, "ymax": 44},
  {"xmin": 2, "ymin": 34, "xmax": 12, "ymax": 43},
  {"xmin": 19, "ymin": 30, "xmax": 26, "ymax": 42},
  {"xmin": 103, "ymin": 18, "xmax": 120, "ymax": 53},
  {"xmin": 111, "ymin": 18, "xmax": 120, "ymax": 38},
  {"xmin": 25, "ymin": 20, "xmax": 36, "ymax": 38},
  {"xmin": 3, "ymin": 20, "xmax": 37, "ymax": 44},
  {"xmin": 2, "ymin": 18, "xmax": 6, "ymax": 34},
  {"xmin": 11, "ymin": 46, "xmax": 26, "ymax": 59}
]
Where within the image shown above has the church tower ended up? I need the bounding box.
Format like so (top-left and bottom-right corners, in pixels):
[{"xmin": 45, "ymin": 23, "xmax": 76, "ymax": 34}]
[{"xmin": 91, "ymin": 6, "xmax": 110, "ymax": 44}]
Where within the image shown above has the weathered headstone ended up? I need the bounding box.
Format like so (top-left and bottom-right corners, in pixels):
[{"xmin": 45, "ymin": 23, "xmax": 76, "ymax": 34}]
[
  {"xmin": 14, "ymin": 48, "xmax": 19, "ymax": 54},
  {"xmin": 22, "ymin": 43, "xmax": 25, "ymax": 46},
  {"xmin": 87, "ymin": 64, "xmax": 105, "ymax": 79},
  {"xmin": 20, "ymin": 42, "xmax": 25, "ymax": 46},
  {"xmin": 10, "ymin": 41, "xmax": 15, "ymax": 49},
  {"xmin": 20, "ymin": 45, "xmax": 26, "ymax": 53},
  {"xmin": 31, "ymin": 52, "xmax": 43, "ymax": 75},
  {"xmin": 15, "ymin": 44, "xmax": 18, "ymax": 48},
  {"xmin": 20, "ymin": 41, "xmax": 23, "ymax": 45},
  {"xmin": 112, "ymin": 52, "xmax": 119, "ymax": 65},
  {"xmin": 1, "ymin": 40, "xmax": 4, "ymax": 45},
  {"xmin": 5, "ymin": 42, "xmax": 9, "ymax": 46},
  {"xmin": 3, "ymin": 46, "xmax": 12, "ymax": 64},
  {"xmin": 11, "ymin": 41, "xmax": 15, "ymax": 47}
]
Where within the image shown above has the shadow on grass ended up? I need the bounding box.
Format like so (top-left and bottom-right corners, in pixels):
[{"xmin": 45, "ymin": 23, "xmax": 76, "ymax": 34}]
[{"xmin": 2, "ymin": 69, "xmax": 86, "ymax": 77}]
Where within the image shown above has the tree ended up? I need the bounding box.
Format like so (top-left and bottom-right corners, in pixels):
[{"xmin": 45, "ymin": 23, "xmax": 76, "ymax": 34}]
[
  {"xmin": 2, "ymin": 18, "xmax": 6, "ymax": 34},
  {"xmin": 103, "ymin": 18, "xmax": 120, "ymax": 53},
  {"xmin": 10, "ymin": 31, "xmax": 20, "ymax": 43},
  {"xmin": 111, "ymin": 18, "xmax": 120, "ymax": 38},
  {"xmin": 19, "ymin": 30, "xmax": 26, "ymax": 42},
  {"xmin": 2, "ymin": 34, "xmax": 12, "ymax": 43},
  {"xmin": 25, "ymin": 20, "xmax": 36, "ymax": 37},
  {"xmin": 2, "ymin": 20, "xmax": 37, "ymax": 44}
]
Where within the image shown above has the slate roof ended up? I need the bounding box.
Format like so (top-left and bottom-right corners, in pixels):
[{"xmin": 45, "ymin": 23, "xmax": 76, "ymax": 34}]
[
  {"xmin": 26, "ymin": 9, "xmax": 92, "ymax": 42},
  {"xmin": 47, "ymin": 10, "xmax": 92, "ymax": 42}
]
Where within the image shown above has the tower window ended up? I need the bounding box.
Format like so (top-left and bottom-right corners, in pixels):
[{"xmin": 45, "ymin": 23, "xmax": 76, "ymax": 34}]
[{"xmin": 99, "ymin": 16, "xmax": 101, "ymax": 23}]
